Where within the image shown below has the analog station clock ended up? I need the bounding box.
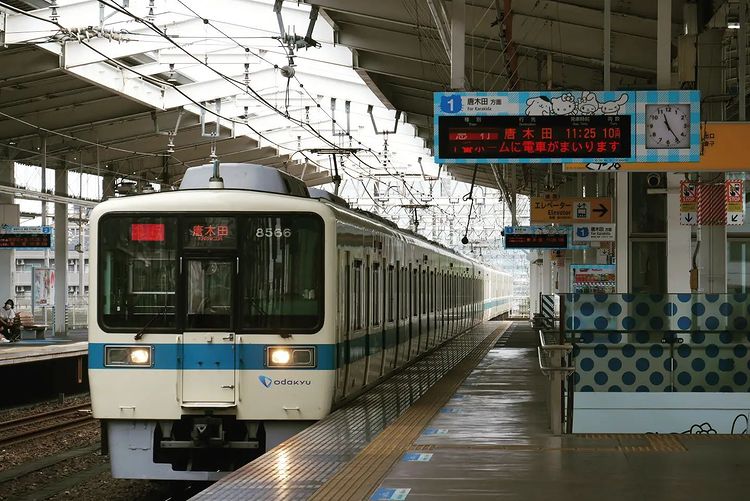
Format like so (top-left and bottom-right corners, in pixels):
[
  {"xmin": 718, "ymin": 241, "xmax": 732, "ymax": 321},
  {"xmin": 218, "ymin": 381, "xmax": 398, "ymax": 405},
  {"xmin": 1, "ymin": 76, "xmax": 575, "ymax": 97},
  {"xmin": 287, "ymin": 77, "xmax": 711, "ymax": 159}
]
[{"xmin": 645, "ymin": 103, "xmax": 691, "ymax": 149}]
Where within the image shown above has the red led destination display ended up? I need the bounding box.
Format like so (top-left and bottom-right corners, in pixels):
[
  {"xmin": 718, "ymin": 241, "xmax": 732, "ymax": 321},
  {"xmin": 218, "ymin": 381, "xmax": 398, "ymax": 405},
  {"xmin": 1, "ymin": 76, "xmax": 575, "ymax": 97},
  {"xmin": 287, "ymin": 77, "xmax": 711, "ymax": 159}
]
[
  {"xmin": 184, "ymin": 217, "xmax": 237, "ymax": 248},
  {"xmin": 504, "ymin": 233, "xmax": 568, "ymax": 249},
  {"xmin": 0, "ymin": 233, "xmax": 51, "ymax": 248},
  {"xmin": 131, "ymin": 223, "xmax": 166, "ymax": 242},
  {"xmin": 438, "ymin": 115, "xmax": 631, "ymax": 160}
]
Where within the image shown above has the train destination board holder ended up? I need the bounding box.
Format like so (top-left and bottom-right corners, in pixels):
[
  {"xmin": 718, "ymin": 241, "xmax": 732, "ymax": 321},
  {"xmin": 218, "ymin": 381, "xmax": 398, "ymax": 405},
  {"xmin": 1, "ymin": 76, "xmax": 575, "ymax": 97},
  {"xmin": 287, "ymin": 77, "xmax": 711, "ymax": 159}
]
[{"xmin": 434, "ymin": 90, "xmax": 700, "ymax": 164}]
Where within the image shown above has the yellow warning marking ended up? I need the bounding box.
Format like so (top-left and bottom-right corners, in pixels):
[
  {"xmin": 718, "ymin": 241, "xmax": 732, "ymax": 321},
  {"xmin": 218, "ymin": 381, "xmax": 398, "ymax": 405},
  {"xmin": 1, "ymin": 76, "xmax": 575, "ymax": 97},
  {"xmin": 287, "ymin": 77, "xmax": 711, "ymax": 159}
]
[{"xmin": 310, "ymin": 323, "xmax": 511, "ymax": 501}]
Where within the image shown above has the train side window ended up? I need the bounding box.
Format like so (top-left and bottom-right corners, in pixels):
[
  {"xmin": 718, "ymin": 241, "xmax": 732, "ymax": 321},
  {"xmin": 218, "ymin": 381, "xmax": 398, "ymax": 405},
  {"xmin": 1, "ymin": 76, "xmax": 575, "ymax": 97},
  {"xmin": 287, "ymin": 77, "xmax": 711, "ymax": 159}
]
[
  {"xmin": 421, "ymin": 269, "xmax": 427, "ymax": 315},
  {"xmin": 387, "ymin": 265, "xmax": 395, "ymax": 322},
  {"xmin": 372, "ymin": 262, "xmax": 380, "ymax": 326}
]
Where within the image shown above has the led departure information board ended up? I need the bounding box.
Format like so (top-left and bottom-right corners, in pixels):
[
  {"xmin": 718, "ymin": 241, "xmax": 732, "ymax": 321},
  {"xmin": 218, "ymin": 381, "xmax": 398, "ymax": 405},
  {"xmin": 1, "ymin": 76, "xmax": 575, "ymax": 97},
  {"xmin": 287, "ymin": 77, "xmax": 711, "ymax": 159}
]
[
  {"xmin": 504, "ymin": 233, "xmax": 568, "ymax": 249},
  {"xmin": 434, "ymin": 90, "xmax": 700, "ymax": 164},
  {"xmin": 0, "ymin": 233, "xmax": 51, "ymax": 248},
  {"xmin": 438, "ymin": 115, "xmax": 631, "ymax": 161}
]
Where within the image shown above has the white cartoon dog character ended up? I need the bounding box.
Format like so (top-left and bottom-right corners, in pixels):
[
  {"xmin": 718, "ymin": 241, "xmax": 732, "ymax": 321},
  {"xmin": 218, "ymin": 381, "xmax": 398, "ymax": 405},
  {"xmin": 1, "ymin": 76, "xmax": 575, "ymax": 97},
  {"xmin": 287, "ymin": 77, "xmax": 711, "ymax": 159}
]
[
  {"xmin": 599, "ymin": 93, "xmax": 629, "ymax": 115},
  {"xmin": 525, "ymin": 96, "xmax": 553, "ymax": 115}
]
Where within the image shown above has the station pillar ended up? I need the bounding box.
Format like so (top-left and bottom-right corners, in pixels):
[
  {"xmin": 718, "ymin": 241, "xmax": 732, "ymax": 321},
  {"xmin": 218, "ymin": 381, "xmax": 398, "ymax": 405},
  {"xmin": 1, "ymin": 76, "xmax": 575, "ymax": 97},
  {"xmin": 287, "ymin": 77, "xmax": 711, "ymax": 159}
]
[
  {"xmin": 54, "ymin": 168, "xmax": 68, "ymax": 336},
  {"xmin": 666, "ymin": 172, "xmax": 692, "ymax": 292},
  {"xmin": 0, "ymin": 160, "xmax": 19, "ymax": 304}
]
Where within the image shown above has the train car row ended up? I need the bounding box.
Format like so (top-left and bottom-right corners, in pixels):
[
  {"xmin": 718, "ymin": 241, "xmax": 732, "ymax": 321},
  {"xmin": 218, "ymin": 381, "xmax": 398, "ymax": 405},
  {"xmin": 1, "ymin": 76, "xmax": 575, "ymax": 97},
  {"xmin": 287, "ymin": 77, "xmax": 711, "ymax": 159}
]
[{"xmin": 88, "ymin": 164, "xmax": 512, "ymax": 480}]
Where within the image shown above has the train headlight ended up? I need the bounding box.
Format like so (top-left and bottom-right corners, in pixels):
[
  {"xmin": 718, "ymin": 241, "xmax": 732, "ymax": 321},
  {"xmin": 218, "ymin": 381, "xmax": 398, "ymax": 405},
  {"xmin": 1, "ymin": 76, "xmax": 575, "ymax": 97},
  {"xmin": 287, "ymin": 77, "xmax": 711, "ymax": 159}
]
[
  {"xmin": 270, "ymin": 348, "xmax": 291, "ymax": 365},
  {"xmin": 266, "ymin": 346, "xmax": 316, "ymax": 368},
  {"xmin": 105, "ymin": 345, "xmax": 153, "ymax": 367}
]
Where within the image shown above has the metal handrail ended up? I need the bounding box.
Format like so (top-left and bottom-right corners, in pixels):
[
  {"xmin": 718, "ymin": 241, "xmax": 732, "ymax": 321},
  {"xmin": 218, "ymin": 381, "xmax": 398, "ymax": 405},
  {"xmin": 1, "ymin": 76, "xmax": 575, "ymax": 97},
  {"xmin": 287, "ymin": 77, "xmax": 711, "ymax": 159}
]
[
  {"xmin": 537, "ymin": 330, "xmax": 575, "ymax": 376},
  {"xmin": 537, "ymin": 347, "xmax": 577, "ymax": 375}
]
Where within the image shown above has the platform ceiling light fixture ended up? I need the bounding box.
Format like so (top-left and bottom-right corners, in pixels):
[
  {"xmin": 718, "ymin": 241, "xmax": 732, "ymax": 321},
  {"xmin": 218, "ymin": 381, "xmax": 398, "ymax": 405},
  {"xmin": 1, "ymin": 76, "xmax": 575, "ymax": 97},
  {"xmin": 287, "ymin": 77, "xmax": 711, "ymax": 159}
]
[{"xmin": 727, "ymin": 4, "xmax": 740, "ymax": 29}]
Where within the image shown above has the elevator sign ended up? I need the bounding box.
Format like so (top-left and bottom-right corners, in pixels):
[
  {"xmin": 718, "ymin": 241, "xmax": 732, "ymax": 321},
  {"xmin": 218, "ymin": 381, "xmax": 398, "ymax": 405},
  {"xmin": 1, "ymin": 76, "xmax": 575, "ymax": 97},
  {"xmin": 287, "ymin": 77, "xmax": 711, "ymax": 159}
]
[{"xmin": 531, "ymin": 197, "xmax": 613, "ymax": 224}]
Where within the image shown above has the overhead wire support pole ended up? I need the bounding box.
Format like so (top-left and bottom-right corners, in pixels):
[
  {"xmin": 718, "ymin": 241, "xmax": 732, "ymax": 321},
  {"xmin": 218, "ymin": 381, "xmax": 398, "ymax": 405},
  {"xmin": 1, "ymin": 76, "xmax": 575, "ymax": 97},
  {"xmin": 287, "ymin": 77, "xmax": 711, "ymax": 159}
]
[{"xmin": 450, "ymin": 0, "xmax": 466, "ymax": 90}]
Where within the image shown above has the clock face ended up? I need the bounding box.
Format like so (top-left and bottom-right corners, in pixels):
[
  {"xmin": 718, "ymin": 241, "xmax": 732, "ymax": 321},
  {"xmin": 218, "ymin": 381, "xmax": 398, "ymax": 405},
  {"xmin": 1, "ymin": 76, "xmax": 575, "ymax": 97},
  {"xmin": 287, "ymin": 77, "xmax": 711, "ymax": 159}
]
[{"xmin": 645, "ymin": 104, "xmax": 691, "ymax": 149}]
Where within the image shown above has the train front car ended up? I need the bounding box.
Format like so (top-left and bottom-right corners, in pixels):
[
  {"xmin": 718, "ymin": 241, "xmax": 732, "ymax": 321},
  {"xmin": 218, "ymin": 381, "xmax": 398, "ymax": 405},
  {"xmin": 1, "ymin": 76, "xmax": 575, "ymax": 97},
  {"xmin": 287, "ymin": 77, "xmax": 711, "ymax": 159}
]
[{"xmin": 88, "ymin": 164, "xmax": 337, "ymax": 480}]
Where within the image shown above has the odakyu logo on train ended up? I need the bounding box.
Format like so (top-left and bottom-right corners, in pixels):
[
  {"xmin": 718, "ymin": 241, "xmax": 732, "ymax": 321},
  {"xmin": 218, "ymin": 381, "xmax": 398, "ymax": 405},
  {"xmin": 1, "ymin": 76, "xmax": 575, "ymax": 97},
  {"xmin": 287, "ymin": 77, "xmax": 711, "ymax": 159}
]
[{"xmin": 258, "ymin": 375, "xmax": 311, "ymax": 388}]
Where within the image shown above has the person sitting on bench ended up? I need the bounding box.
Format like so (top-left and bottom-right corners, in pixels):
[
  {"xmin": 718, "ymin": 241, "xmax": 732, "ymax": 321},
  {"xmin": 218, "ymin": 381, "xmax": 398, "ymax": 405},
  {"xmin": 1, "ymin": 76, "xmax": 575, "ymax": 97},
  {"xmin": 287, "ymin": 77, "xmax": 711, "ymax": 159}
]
[{"xmin": 0, "ymin": 299, "xmax": 18, "ymax": 342}]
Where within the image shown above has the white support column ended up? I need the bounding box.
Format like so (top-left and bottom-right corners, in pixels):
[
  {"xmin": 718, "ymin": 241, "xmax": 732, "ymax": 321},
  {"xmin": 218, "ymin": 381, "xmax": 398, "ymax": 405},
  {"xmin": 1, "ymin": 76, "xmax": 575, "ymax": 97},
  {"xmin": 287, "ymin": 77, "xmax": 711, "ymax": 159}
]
[
  {"xmin": 542, "ymin": 250, "xmax": 552, "ymax": 296},
  {"xmin": 450, "ymin": 0, "xmax": 466, "ymax": 90},
  {"xmin": 0, "ymin": 160, "xmax": 19, "ymax": 304},
  {"xmin": 529, "ymin": 253, "xmax": 540, "ymax": 316},
  {"xmin": 55, "ymin": 168, "xmax": 68, "ymax": 336},
  {"xmin": 616, "ymin": 172, "xmax": 629, "ymax": 292},
  {"xmin": 667, "ymin": 173, "xmax": 691, "ymax": 292},
  {"xmin": 658, "ymin": 0, "xmax": 691, "ymax": 293}
]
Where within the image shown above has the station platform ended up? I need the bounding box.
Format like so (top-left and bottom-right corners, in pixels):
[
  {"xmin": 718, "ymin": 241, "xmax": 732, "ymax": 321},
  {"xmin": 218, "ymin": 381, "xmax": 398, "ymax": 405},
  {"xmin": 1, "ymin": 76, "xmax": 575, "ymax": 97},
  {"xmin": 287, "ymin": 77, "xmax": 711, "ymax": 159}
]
[
  {"xmin": 193, "ymin": 321, "xmax": 750, "ymax": 500},
  {"xmin": 0, "ymin": 329, "xmax": 87, "ymax": 367}
]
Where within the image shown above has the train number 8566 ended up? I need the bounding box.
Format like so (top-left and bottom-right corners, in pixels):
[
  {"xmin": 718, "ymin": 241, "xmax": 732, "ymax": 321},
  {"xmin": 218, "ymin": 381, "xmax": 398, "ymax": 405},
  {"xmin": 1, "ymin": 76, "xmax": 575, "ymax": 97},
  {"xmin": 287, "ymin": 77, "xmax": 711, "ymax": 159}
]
[{"xmin": 255, "ymin": 227, "xmax": 292, "ymax": 238}]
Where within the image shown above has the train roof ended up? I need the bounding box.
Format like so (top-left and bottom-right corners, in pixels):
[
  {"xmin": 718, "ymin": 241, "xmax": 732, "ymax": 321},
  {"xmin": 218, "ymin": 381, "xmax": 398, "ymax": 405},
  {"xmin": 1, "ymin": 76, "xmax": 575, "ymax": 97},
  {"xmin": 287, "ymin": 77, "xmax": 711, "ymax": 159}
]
[{"xmin": 180, "ymin": 163, "xmax": 309, "ymax": 197}]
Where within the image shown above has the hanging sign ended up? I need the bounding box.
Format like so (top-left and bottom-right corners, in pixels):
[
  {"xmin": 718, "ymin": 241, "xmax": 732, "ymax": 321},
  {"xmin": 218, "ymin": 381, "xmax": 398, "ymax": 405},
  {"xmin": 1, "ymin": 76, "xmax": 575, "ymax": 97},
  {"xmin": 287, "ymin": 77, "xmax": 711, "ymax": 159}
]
[
  {"xmin": 531, "ymin": 197, "xmax": 612, "ymax": 224},
  {"xmin": 503, "ymin": 226, "xmax": 569, "ymax": 249},
  {"xmin": 572, "ymin": 224, "xmax": 616, "ymax": 243},
  {"xmin": 434, "ymin": 90, "xmax": 699, "ymax": 164},
  {"xmin": 726, "ymin": 179, "xmax": 744, "ymax": 225},
  {"xmin": 0, "ymin": 225, "xmax": 53, "ymax": 248},
  {"xmin": 679, "ymin": 180, "xmax": 698, "ymax": 225}
]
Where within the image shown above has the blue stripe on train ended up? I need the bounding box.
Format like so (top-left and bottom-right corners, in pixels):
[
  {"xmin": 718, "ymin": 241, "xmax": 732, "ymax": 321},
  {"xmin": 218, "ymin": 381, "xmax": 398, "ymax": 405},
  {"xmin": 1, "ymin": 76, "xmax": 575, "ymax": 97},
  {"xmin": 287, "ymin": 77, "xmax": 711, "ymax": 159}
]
[
  {"xmin": 88, "ymin": 343, "xmax": 336, "ymax": 371},
  {"xmin": 89, "ymin": 297, "xmax": 510, "ymax": 371}
]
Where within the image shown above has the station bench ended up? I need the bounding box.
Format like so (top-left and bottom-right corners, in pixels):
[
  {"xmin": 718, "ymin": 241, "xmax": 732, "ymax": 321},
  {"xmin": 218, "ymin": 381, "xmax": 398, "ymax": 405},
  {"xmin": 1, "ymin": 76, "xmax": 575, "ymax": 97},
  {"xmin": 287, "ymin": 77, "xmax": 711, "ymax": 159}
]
[{"xmin": 13, "ymin": 311, "xmax": 48, "ymax": 340}]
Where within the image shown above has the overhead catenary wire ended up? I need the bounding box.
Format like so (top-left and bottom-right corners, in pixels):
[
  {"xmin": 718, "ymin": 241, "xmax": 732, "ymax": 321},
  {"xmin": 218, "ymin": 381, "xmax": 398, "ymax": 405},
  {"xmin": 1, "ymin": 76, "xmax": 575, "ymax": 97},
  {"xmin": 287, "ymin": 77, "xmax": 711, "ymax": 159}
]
[{"xmin": 2, "ymin": 1, "xmax": 464, "ymax": 232}]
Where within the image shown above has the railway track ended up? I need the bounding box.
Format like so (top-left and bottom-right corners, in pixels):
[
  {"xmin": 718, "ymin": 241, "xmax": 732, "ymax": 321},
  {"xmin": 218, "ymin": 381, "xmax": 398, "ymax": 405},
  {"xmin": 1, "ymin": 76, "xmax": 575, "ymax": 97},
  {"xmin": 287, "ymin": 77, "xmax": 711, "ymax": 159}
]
[{"xmin": 0, "ymin": 403, "xmax": 94, "ymax": 447}]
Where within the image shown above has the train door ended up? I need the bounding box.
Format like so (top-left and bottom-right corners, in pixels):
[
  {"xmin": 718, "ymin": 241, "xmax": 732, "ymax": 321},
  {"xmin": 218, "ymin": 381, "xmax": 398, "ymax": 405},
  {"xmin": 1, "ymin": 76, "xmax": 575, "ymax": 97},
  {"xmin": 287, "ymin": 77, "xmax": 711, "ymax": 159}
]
[
  {"xmin": 335, "ymin": 251, "xmax": 350, "ymax": 400},
  {"xmin": 181, "ymin": 257, "xmax": 237, "ymax": 406}
]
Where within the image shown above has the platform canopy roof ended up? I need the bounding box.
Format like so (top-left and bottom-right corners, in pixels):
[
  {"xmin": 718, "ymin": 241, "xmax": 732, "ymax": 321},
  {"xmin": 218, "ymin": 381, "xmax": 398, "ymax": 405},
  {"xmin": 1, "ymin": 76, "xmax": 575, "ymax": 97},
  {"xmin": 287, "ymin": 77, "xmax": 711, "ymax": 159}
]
[
  {"xmin": 301, "ymin": 0, "xmax": 724, "ymax": 190},
  {"xmin": 0, "ymin": 0, "xmax": 444, "ymax": 194},
  {"xmin": 0, "ymin": 0, "xmax": 728, "ymax": 200}
]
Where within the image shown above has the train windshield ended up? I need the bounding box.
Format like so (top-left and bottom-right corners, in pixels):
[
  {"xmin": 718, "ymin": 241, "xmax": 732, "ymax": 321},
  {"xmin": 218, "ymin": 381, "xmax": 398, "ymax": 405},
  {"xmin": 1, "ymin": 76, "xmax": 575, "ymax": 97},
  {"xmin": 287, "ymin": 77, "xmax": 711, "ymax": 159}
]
[
  {"xmin": 98, "ymin": 212, "xmax": 323, "ymax": 333},
  {"xmin": 240, "ymin": 214, "xmax": 323, "ymax": 331},
  {"xmin": 99, "ymin": 217, "xmax": 178, "ymax": 329}
]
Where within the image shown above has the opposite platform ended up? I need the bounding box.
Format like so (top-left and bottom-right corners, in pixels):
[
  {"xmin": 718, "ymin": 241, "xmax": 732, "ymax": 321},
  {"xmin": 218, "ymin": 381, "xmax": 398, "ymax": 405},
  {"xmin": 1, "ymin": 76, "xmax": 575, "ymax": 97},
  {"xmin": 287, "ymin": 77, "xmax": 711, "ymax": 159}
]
[{"xmin": 0, "ymin": 341, "xmax": 87, "ymax": 367}]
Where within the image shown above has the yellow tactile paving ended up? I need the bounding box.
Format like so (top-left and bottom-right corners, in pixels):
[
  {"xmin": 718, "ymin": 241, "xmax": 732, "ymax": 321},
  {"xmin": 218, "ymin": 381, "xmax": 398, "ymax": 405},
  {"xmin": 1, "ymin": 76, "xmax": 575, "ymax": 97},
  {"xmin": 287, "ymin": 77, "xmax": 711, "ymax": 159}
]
[
  {"xmin": 192, "ymin": 321, "xmax": 509, "ymax": 500},
  {"xmin": 309, "ymin": 323, "xmax": 510, "ymax": 501}
]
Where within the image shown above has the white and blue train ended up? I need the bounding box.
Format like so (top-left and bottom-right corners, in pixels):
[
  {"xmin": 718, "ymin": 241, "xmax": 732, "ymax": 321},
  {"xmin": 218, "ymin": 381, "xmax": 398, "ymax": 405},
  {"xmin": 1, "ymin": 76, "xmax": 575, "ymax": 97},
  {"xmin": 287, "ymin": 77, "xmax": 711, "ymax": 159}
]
[{"xmin": 88, "ymin": 163, "xmax": 512, "ymax": 480}]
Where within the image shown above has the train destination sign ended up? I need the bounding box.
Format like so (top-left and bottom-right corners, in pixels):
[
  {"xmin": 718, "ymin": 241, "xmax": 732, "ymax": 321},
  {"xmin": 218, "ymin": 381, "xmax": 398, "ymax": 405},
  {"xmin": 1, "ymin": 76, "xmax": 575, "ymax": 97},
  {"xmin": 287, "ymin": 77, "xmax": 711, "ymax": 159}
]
[
  {"xmin": 437, "ymin": 115, "xmax": 631, "ymax": 161},
  {"xmin": 434, "ymin": 90, "xmax": 700, "ymax": 164}
]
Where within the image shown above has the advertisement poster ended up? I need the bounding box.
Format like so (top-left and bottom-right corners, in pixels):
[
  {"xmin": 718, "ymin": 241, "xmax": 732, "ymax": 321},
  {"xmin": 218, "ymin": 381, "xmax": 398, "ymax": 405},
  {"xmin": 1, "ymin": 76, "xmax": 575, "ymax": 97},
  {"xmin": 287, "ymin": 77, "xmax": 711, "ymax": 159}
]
[
  {"xmin": 32, "ymin": 268, "xmax": 55, "ymax": 310},
  {"xmin": 570, "ymin": 264, "xmax": 616, "ymax": 294}
]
